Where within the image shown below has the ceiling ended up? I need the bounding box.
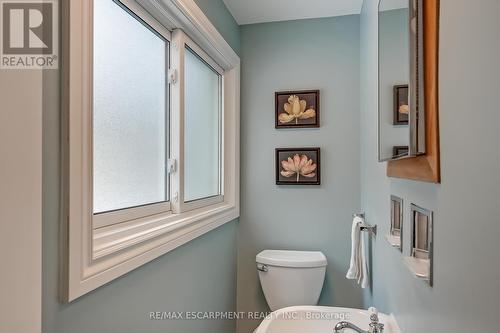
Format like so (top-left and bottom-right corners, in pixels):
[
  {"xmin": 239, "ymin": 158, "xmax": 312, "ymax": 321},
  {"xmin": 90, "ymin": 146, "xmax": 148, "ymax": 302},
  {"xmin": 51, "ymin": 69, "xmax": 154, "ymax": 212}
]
[{"xmin": 222, "ymin": 0, "xmax": 364, "ymax": 25}]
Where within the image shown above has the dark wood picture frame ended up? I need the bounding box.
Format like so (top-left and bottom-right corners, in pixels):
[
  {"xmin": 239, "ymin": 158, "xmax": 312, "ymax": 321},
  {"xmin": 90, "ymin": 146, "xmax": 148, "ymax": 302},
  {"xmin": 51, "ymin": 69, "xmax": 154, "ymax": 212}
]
[
  {"xmin": 275, "ymin": 90, "xmax": 320, "ymax": 129},
  {"xmin": 393, "ymin": 84, "xmax": 409, "ymax": 125},
  {"xmin": 275, "ymin": 147, "xmax": 321, "ymax": 185}
]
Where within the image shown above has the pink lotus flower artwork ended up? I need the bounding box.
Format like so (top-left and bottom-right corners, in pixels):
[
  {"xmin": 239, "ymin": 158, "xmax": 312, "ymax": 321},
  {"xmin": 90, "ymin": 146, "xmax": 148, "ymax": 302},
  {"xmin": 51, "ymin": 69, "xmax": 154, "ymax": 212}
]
[
  {"xmin": 276, "ymin": 148, "xmax": 321, "ymax": 185},
  {"xmin": 281, "ymin": 154, "xmax": 317, "ymax": 182}
]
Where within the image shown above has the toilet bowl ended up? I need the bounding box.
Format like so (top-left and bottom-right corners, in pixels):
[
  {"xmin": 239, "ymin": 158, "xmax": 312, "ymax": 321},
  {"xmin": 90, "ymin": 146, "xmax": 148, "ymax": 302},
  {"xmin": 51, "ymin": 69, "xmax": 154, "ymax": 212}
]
[{"xmin": 256, "ymin": 250, "xmax": 327, "ymax": 311}]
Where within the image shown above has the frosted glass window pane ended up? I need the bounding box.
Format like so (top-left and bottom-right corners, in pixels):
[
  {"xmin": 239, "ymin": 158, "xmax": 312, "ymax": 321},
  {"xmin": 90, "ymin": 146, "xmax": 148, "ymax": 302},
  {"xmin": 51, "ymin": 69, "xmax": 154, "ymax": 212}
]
[
  {"xmin": 93, "ymin": 0, "xmax": 168, "ymax": 214},
  {"xmin": 184, "ymin": 48, "xmax": 221, "ymax": 202}
]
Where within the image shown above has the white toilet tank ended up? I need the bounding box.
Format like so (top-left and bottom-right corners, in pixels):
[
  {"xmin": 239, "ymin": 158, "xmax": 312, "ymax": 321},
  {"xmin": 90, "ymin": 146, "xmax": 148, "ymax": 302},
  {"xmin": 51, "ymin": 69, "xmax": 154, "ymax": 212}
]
[{"xmin": 256, "ymin": 250, "xmax": 327, "ymax": 311}]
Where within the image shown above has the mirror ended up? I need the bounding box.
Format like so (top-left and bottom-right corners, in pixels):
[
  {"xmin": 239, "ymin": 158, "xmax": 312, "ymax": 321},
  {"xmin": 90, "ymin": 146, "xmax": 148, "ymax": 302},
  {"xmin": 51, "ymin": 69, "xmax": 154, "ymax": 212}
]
[{"xmin": 378, "ymin": 0, "xmax": 426, "ymax": 161}]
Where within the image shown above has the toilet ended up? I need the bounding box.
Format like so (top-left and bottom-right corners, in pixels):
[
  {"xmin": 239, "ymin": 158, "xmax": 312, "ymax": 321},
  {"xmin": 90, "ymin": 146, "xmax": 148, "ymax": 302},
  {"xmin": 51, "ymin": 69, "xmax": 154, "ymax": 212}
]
[{"xmin": 256, "ymin": 250, "xmax": 327, "ymax": 311}]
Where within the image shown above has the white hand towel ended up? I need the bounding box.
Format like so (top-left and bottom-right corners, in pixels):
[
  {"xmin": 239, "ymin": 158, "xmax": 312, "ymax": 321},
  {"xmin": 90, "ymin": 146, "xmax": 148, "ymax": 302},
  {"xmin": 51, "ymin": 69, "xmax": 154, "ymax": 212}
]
[{"xmin": 346, "ymin": 216, "xmax": 369, "ymax": 288}]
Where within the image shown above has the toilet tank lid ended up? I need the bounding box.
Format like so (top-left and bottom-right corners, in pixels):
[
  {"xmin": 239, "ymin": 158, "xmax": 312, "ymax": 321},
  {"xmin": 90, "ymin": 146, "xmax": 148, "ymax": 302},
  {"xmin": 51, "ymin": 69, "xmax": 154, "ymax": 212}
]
[{"xmin": 256, "ymin": 250, "xmax": 327, "ymax": 268}]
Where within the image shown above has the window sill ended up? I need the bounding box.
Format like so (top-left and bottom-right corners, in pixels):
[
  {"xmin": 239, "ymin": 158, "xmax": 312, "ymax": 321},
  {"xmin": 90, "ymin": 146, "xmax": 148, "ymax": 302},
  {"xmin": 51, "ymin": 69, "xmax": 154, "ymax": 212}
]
[
  {"xmin": 93, "ymin": 202, "xmax": 237, "ymax": 260},
  {"xmin": 66, "ymin": 202, "xmax": 238, "ymax": 302}
]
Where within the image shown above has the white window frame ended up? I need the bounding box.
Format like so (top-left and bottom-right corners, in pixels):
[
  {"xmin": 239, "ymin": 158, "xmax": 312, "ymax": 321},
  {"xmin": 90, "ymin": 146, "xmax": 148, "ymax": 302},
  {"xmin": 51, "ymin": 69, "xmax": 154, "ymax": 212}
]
[
  {"xmin": 171, "ymin": 30, "xmax": 226, "ymax": 213},
  {"xmin": 91, "ymin": 0, "xmax": 172, "ymax": 229},
  {"xmin": 62, "ymin": 0, "xmax": 240, "ymax": 302}
]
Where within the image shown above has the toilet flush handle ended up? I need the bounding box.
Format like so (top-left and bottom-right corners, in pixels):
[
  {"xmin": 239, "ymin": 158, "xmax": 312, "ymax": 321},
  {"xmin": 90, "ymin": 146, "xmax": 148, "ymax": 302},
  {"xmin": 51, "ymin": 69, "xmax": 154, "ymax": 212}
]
[{"xmin": 257, "ymin": 263, "xmax": 268, "ymax": 272}]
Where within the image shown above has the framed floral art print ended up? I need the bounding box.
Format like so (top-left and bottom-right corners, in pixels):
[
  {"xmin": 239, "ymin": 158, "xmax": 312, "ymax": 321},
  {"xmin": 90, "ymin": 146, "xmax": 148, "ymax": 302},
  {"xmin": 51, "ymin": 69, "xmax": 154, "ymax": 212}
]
[
  {"xmin": 275, "ymin": 90, "xmax": 320, "ymax": 128},
  {"xmin": 276, "ymin": 148, "xmax": 321, "ymax": 185},
  {"xmin": 393, "ymin": 84, "xmax": 409, "ymax": 125}
]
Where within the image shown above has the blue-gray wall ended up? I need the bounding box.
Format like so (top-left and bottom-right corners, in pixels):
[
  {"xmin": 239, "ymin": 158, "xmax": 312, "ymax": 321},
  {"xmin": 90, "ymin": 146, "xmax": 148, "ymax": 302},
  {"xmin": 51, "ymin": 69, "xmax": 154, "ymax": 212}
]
[
  {"xmin": 42, "ymin": 1, "xmax": 240, "ymax": 332},
  {"xmin": 237, "ymin": 16, "xmax": 362, "ymax": 333},
  {"xmin": 40, "ymin": 1, "xmax": 500, "ymax": 332},
  {"xmin": 360, "ymin": 0, "xmax": 500, "ymax": 331},
  {"xmin": 192, "ymin": 0, "xmax": 240, "ymax": 54}
]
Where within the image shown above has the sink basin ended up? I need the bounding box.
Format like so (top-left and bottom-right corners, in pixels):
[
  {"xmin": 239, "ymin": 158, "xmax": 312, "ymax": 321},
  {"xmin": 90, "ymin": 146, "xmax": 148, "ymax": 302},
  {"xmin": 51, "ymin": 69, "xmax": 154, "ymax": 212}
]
[{"xmin": 255, "ymin": 306, "xmax": 401, "ymax": 333}]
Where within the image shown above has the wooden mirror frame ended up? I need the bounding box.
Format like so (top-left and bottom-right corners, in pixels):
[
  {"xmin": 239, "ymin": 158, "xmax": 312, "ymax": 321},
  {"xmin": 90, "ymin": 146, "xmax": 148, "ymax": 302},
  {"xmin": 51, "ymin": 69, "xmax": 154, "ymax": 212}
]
[{"xmin": 387, "ymin": 0, "xmax": 440, "ymax": 183}]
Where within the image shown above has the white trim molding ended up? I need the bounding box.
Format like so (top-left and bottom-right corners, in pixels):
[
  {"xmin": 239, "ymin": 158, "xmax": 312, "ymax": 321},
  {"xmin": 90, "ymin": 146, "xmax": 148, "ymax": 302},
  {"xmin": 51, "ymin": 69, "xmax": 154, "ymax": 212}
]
[
  {"xmin": 137, "ymin": 0, "xmax": 239, "ymax": 69},
  {"xmin": 0, "ymin": 47, "xmax": 43, "ymax": 333},
  {"xmin": 62, "ymin": 0, "xmax": 240, "ymax": 301}
]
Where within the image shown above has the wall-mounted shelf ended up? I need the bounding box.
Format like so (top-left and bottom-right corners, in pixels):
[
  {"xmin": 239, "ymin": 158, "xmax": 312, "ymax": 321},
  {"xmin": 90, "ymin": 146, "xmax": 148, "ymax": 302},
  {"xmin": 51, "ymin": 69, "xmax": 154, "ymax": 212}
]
[
  {"xmin": 385, "ymin": 234, "xmax": 401, "ymax": 248},
  {"xmin": 406, "ymin": 204, "xmax": 434, "ymax": 286},
  {"xmin": 388, "ymin": 195, "xmax": 403, "ymax": 251},
  {"xmin": 403, "ymin": 256, "xmax": 430, "ymax": 281}
]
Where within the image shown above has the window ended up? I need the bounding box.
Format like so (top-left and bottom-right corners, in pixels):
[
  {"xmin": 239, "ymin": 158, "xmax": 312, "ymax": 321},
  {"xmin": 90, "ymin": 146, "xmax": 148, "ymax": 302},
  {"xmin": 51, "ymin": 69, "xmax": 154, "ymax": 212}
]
[
  {"xmin": 184, "ymin": 47, "xmax": 222, "ymax": 203},
  {"xmin": 65, "ymin": 0, "xmax": 240, "ymax": 301},
  {"xmin": 93, "ymin": 0, "xmax": 169, "ymax": 218}
]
